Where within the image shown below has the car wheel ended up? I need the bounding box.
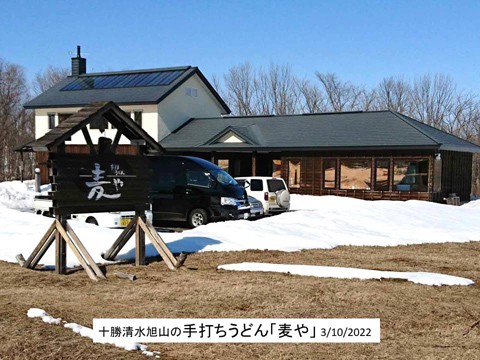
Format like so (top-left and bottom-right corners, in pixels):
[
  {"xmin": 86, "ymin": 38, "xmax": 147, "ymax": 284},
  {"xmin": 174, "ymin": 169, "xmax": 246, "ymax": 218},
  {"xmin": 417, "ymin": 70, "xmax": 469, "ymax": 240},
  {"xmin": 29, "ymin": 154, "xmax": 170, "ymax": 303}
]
[
  {"xmin": 276, "ymin": 190, "xmax": 290, "ymax": 208},
  {"xmin": 86, "ymin": 217, "xmax": 98, "ymax": 226},
  {"xmin": 188, "ymin": 208, "xmax": 208, "ymax": 228}
]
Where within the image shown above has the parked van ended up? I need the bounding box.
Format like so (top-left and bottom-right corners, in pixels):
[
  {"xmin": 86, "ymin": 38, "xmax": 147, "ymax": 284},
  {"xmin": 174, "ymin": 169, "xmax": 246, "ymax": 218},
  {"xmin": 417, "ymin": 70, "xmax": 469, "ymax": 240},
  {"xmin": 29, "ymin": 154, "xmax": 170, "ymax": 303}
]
[{"xmin": 149, "ymin": 156, "xmax": 250, "ymax": 227}]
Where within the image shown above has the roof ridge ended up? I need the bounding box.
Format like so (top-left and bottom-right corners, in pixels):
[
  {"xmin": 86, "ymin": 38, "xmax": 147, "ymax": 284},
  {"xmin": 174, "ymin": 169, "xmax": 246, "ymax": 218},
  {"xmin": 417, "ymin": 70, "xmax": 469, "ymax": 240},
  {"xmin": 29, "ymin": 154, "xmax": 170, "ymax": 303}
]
[
  {"xmin": 192, "ymin": 110, "xmax": 395, "ymax": 121},
  {"xmin": 389, "ymin": 111, "xmax": 441, "ymax": 145}
]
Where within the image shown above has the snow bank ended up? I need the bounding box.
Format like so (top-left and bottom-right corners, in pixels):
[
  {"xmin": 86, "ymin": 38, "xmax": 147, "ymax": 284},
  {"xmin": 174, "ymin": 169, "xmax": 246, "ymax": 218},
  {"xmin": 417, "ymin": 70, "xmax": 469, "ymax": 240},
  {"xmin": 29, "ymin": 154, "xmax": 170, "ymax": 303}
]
[
  {"xmin": 218, "ymin": 262, "xmax": 474, "ymax": 286},
  {"xmin": 0, "ymin": 181, "xmax": 35, "ymax": 211},
  {"xmin": 0, "ymin": 181, "xmax": 480, "ymax": 268},
  {"xmin": 27, "ymin": 308, "xmax": 160, "ymax": 358}
]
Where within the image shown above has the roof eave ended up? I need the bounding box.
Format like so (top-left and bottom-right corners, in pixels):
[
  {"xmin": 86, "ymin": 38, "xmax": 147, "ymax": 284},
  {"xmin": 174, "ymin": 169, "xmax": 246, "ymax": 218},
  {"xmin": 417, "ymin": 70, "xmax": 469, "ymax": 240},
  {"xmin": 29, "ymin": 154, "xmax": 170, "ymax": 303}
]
[
  {"xmin": 24, "ymin": 100, "xmax": 161, "ymax": 110},
  {"xmin": 162, "ymin": 145, "xmax": 441, "ymax": 152},
  {"xmin": 439, "ymin": 144, "xmax": 480, "ymax": 153}
]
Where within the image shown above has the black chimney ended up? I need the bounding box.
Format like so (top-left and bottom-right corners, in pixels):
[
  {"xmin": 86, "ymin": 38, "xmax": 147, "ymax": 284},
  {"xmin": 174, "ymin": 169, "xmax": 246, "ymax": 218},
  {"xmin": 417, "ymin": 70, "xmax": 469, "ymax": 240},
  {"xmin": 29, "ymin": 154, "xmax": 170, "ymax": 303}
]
[{"xmin": 71, "ymin": 45, "xmax": 86, "ymax": 76}]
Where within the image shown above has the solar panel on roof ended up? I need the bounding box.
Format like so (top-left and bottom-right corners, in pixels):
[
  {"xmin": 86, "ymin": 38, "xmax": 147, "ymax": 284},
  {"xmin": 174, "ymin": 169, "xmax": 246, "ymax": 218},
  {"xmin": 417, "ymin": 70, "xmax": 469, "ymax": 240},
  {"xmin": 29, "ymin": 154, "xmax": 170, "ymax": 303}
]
[{"xmin": 61, "ymin": 70, "xmax": 185, "ymax": 91}]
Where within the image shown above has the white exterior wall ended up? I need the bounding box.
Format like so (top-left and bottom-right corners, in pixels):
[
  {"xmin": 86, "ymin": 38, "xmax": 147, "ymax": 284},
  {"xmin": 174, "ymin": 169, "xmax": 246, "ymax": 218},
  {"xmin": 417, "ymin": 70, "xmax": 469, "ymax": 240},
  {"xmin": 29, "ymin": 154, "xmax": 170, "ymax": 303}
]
[
  {"xmin": 157, "ymin": 75, "xmax": 225, "ymax": 140},
  {"xmin": 34, "ymin": 105, "xmax": 159, "ymax": 143}
]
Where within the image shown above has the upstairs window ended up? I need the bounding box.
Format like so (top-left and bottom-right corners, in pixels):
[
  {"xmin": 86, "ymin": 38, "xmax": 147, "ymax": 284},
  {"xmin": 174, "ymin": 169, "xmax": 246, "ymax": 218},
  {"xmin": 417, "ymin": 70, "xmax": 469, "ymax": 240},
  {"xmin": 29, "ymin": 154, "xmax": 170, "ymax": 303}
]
[
  {"xmin": 58, "ymin": 113, "xmax": 73, "ymax": 123},
  {"xmin": 48, "ymin": 113, "xmax": 55, "ymax": 129},
  {"xmin": 186, "ymin": 87, "xmax": 198, "ymax": 97},
  {"xmin": 134, "ymin": 111, "xmax": 142, "ymax": 127}
]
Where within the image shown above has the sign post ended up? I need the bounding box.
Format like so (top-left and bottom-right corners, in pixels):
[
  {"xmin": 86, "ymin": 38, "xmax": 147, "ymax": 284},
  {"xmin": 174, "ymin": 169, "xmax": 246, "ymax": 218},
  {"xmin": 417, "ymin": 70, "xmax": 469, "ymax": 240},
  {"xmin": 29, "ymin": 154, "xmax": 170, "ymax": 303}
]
[{"xmin": 15, "ymin": 102, "xmax": 184, "ymax": 280}]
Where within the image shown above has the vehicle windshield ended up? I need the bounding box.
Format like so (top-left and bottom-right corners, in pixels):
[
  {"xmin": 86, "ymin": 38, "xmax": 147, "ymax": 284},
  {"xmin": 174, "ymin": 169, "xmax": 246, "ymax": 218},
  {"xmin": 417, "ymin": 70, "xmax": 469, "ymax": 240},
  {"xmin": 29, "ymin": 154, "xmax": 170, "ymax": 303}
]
[{"xmin": 209, "ymin": 169, "xmax": 238, "ymax": 186}]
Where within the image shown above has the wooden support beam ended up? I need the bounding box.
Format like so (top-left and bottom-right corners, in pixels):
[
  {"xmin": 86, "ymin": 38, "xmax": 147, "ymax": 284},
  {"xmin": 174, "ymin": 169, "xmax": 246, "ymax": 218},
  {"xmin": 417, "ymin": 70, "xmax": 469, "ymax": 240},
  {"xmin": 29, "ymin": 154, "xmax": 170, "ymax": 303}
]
[
  {"xmin": 137, "ymin": 218, "xmax": 178, "ymax": 270},
  {"xmin": 143, "ymin": 219, "xmax": 177, "ymax": 265},
  {"xmin": 23, "ymin": 220, "xmax": 56, "ymax": 268},
  {"xmin": 252, "ymin": 152, "xmax": 257, "ymax": 176},
  {"xmin": 111, "ymin": 129, "xmax": 123, "ymax": 154},
  {"xmin": 29, "ymin": 231, "xmax": 56, "ymax": 269},
  {"xmin": 66, "ymin": 223, "xmax": 106, "ymax": 279},
  {"xmin": 55, "ymin": 216, "xmax": 67, "ymax": 274},
  {"xmin": 55, "ymin": 220, "xmax": 98, "ymax": 281},
  {"xmin": 135, "ymin": 212, "xmax": 146, "ymax": 266},
  {"xmin": 103, "ymin": 217, "xmax": 137, "ymax": 260},
  {"xmin": 81, "ymin": 127, "xmax": 96, "ymax": 155}
]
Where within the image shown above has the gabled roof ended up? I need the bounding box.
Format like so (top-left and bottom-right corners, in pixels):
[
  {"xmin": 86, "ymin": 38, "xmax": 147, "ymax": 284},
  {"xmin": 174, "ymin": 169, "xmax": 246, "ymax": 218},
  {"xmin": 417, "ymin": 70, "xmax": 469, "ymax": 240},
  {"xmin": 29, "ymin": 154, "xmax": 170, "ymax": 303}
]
[
  {"xmin": 16, "ymin": 102, "xmax": 164, "ymax": 154},
  {"xmin": 204, "ymin": 125, "xmax": 260, "ymax": 146},
  {"xmin": 24, "ymin": 66, "xmax": 231, "ymax": 114},
  {"xmin": 160, "ymin": 110, "xmax": 480, "ymax": 153}
]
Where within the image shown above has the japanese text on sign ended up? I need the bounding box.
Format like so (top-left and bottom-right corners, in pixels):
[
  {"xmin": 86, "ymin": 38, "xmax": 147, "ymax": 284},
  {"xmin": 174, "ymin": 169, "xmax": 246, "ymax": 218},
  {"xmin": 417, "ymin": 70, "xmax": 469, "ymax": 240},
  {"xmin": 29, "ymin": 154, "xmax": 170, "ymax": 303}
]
[{"xmin": 93, "ymin": 318, "xmax": 380, "ymax": 343}]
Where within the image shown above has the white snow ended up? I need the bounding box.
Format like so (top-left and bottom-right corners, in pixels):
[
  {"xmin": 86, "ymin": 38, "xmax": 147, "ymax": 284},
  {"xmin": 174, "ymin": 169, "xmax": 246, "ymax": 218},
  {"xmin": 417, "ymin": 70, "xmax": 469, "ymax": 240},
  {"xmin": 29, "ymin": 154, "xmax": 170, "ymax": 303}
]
[
  {"xmin": 218, "ymin": 262, "xmax": 474, "ymax": 286},
  {"xmin": 0, "ymin": 181, "xmax": 479, "ymax": 269},
  {"xmin": 27, "ymin": 308, "xmax": 160, "ymax": 358},
  {"xmin": 27, "ymin": 308, "xmax": 62, "ymax": 325}
]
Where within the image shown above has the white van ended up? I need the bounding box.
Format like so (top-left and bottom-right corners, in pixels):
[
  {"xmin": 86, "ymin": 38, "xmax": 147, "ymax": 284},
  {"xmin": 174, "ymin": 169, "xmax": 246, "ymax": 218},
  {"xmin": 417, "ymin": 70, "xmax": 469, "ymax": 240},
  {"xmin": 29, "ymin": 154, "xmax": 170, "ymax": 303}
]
[{"xmin": 235, "ymin": 177, "xmax": 290, "ymax": 215}]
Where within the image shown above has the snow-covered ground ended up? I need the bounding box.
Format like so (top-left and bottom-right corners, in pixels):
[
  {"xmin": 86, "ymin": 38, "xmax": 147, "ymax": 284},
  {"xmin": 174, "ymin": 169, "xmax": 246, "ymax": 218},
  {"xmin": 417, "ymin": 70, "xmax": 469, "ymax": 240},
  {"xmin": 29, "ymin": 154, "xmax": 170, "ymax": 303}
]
[
  {"xmin": 0, "ymin": 181, "xmax": 479, "ymax": 268},
  {"xmin": 218, "ymin": 263, "xmax": 474, "ymax": 286}
]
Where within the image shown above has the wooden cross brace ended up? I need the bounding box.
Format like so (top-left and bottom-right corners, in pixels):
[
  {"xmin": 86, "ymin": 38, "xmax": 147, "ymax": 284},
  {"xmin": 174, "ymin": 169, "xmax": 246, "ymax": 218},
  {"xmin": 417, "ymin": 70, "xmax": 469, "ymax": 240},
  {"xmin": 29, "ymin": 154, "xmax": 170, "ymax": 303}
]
[
  {"xmin": 103, "ymin": 214, "xmax": 185, "ymax": 270},
  {"xmin": 18, "ymin": 215, "xmax": 185, "ymax": 281},
  {"xmin": 20, "ymin": 218, "xmax": 106, "ymax": 281}
]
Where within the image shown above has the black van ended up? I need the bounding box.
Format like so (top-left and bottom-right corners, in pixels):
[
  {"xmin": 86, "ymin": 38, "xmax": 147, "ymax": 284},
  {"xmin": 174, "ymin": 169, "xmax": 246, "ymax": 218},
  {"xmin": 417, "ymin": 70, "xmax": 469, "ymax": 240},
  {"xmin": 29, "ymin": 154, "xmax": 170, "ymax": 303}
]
[{"xmin": 149, "ymin": 156, "xmax": 250, "ymax": 227}]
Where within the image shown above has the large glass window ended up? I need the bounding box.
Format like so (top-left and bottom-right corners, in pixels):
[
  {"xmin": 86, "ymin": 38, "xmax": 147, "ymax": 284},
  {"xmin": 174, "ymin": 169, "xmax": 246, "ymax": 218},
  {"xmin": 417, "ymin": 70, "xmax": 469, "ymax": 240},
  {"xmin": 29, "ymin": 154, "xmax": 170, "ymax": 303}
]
[
  {"xmin": 288, "ymin": 160, "xmax": 301, "ymax": 188},
  {"xmin": 374, "ymin": 159, "xmax": 390, "ymax": 191},
  {"xmin": 217, "ymin": 159, "xmax": 229, "ymax": 172},
  {"xmin": 323, "ymin": 159, "xmax": 337, "ymax": 189},
  {"xmin": 340, "ymin": 159, "xmax": 372, "ymax": 190},
  {"xmin": 393, "ymin": 159, "xmax": 429, "ymax": 192},
  {"xmin": 272, "ymin": 160, "xmax": 282, "ymax": 178}
]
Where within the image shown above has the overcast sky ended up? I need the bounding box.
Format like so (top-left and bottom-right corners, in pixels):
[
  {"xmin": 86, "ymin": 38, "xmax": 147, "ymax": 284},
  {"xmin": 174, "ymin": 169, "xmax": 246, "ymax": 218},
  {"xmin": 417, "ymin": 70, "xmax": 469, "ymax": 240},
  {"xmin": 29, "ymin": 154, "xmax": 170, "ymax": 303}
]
[{"xmin": 2, "ymin": 0, "xmax": 480, "ymax": 92}]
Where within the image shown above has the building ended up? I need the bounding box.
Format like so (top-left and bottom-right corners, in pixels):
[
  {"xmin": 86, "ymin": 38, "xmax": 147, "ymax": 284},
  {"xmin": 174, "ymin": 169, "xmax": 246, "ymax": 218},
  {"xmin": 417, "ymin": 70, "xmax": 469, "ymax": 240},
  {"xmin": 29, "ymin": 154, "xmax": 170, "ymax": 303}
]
[
  {"xmin": 25, "ymin": 49, "xmax": 480, "ymax": 201},
  {"xmin": 25, "ymin": 47, "xmax": 230, "ymax": 143}
]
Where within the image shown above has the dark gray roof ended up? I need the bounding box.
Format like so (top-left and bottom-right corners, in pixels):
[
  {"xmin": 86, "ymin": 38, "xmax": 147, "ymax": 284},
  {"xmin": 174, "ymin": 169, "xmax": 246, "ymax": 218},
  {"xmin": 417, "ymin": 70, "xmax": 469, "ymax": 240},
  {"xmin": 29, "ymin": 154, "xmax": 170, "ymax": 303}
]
[
  {"xmin": 16, "ymin": 102, "xmax": 164, "ymax": 154},
  {"xmin": 160, "ymin": 110, "xmax": 480, "ymax": 153},
  {"xmin": 24, "ymin": 66, "xmax": 230, "ymax": 114}
]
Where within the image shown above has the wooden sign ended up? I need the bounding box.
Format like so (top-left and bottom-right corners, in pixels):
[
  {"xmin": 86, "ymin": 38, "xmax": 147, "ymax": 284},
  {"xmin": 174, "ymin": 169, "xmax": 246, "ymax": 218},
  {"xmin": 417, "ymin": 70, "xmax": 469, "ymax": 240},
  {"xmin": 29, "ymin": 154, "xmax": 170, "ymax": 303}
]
[{"xmin": 49, "ymin": 153, "xmax": 150, "ymax": 215}]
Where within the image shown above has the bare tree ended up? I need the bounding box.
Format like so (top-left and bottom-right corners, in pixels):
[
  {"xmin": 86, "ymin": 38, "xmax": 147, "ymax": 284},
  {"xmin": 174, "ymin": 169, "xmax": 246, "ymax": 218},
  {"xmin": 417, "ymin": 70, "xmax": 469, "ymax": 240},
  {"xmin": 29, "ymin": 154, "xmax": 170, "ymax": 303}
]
[
  {"xmin": 409, "ymin": 74, "xmax": 456, "ymax": 128},
  {"xmin": 377, "ymin": 77, "xmax": 411, "ymax": 112},
  {"xmin": 297, "ymin": 79, "xmax": 327, "ymax": 113},
  {"xmin": 223, "ymin": 62, "xmax": 257, "ymax": 116},
  {"xmin": 0, "ymin": 58, "xmax": 34, "ymax": 180},
  {"xmin": 315, "ymin": 73, "xmax": 363, "ymax": 111},
  {"xmin": 265, "ymin": 63, "xmax": 300, "ymax": 115},
  {"xmin": 32, "ymin": 65, "xmax": 69, "ymax": 95}
]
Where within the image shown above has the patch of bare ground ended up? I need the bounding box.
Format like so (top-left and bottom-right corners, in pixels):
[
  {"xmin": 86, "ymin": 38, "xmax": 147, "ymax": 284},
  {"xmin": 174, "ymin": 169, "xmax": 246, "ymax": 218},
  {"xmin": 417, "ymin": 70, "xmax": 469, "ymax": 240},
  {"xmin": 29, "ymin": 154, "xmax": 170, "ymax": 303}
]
[{"xmin": 1, "ymin": 241, "xmax": 479, "ymax": 359}]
